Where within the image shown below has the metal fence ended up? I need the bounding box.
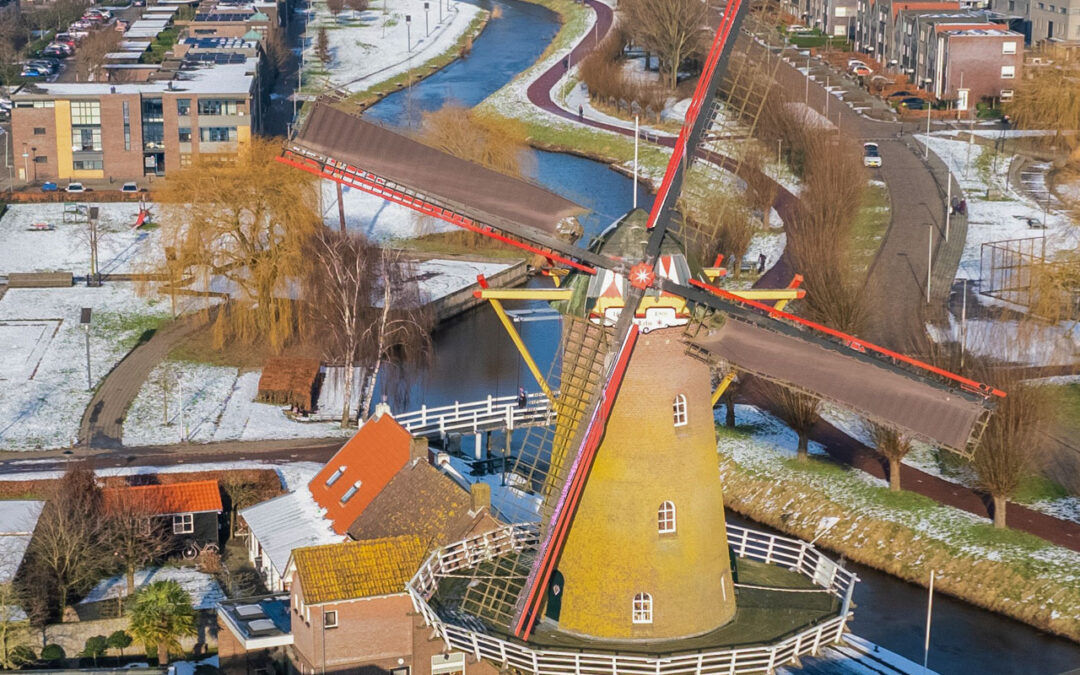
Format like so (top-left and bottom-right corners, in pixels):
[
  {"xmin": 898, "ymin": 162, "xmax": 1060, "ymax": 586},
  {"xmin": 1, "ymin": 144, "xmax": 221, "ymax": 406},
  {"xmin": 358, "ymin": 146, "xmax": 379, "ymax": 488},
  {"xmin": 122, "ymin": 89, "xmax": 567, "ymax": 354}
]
[{"xmin": 408, "ymin": 524, "xmax": 858, "ymax": 675}]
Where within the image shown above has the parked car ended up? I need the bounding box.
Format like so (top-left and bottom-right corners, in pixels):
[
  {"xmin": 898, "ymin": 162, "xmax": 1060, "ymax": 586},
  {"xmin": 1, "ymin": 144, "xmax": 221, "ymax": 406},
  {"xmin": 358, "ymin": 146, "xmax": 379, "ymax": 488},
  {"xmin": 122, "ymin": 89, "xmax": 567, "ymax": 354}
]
[
  {"xmin": 788, "ymin": 24, "xmax": 810, "ymax": 33},
  {"xmin": 20, "ymin": 67, "xmax": 47, "ymax": 78},
  {"xmin": 851, "ymin": 65, "xmax": 871, "ymax": 77},
  {"xmin": 41, "ymin": 181, "xmax": 59, "ymax": 192},
  {"xmin": 847, "ymin": 59, "xmax": 867, "ymax": 69},
  {"xmin": 899, "ymin": 97, "xmax": 925, "ymax": 110},
  {"xmin": 888, "ymin": 90, "xmax": 915, "ymax": 98},
  {"xmin": 65, "ymin": 182, "xmax": 87, "ymax": 193},
  {"xmin": 121, "ymin": 182, "xmax": 140, "ymax": 193},
  {"xmin": 28, "ymin": 60, "xmax": 58, "ymax": 73},
  {"xmin": 863, "ymin": 142, "xmax": 882, "ymax": 168}
]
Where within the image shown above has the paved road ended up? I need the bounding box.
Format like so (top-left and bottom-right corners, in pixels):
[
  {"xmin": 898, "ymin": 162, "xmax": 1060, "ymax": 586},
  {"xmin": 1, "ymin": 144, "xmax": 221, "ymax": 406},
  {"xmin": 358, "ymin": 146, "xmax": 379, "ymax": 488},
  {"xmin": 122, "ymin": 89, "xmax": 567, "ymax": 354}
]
[{"xmin": 78, "ymin": 313, "xmax": 208, "ymax": 449}]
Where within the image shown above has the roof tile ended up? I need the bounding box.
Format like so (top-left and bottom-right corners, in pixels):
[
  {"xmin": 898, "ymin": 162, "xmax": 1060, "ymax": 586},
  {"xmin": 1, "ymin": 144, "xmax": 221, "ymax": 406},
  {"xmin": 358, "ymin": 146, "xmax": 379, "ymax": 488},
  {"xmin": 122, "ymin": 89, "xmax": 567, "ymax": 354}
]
[
  {"xmin": 102, "ymin": 480, "xmax": 223, "ymax": 515},
  {"xmin": 291, "ymin": 535, "xmax": 426, "ymax": 604}
]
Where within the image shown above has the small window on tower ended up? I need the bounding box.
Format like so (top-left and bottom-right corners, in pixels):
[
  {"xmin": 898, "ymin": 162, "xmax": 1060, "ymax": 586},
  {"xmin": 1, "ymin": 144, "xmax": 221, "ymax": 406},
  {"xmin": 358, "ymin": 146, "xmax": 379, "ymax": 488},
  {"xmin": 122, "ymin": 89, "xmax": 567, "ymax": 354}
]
[
  {"xmin": 673, "ymin": 394, "xmax": 688, "ymax": 427},
  {"xmin": 658, "ymin": 501, "xmax": 676, "ymax": 534},
  {"xmin": 632, "ymin": 593, "xmax": 652, "ymax": 624}
]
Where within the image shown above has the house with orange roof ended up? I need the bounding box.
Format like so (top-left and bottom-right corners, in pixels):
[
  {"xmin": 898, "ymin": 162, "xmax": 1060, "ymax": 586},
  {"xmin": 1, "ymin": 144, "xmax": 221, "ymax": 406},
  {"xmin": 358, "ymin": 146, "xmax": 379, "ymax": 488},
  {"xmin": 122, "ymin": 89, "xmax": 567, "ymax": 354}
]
[{"xmin": 103, "ymin": 480, "xmax": 223, "ymax": 555}]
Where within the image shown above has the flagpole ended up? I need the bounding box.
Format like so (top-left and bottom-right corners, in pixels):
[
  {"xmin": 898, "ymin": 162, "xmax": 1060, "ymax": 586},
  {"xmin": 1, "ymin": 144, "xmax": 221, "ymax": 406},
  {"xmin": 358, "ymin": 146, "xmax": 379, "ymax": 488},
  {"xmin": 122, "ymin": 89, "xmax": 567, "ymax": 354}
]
[
  {"xmin": 633, "ymin": 115, "xmax": 639, "ymax": 210},
  {"xmin": 923, "ymin": 569, "xmax": 935, "ymax": 673}
]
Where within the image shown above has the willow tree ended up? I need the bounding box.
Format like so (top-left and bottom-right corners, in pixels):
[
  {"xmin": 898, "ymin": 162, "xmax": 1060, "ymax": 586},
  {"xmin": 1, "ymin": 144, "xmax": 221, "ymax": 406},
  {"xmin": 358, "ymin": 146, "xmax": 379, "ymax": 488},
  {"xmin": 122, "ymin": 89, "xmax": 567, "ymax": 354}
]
[
  {"xmin": 156, "ymin": 138, "xmax": 321, "ymax": 351},
  {"xmin": 760, "ymin": 381, "xmax": 820, "ymax": 461},
  {"xmin": 867, "ymin": 423, "xmax": 912, "ymax": 492},
  {"xmin": 1008, "ymin": 46, "xmax": 1080, "ymax": 168}
]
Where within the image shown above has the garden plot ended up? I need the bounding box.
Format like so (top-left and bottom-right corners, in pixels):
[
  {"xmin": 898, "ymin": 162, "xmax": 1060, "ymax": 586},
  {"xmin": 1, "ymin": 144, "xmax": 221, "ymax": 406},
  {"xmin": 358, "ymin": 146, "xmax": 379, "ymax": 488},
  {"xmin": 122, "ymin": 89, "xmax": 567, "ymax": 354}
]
[
  {"xmin": 303, "ymin": 0, "xmax": 483, "ymax": 93},
  {"xmin": 0, "ymin": 285, "xmax": 170, "ymax": 451},
  {"xmin": 80, "ymin": 566, "xmax": 224, "ymax": 610},
  {"xmin": 0, "ymin": 202, "xmax": 160, "ymax": 275}
]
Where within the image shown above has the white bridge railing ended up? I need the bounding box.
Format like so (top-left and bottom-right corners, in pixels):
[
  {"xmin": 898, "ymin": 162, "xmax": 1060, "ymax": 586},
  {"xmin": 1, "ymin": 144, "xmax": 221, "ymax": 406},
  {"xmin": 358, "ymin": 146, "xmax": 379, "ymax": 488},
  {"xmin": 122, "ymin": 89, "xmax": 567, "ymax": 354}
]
[
  {"xmin": 408, "ymin": 523, "xmax": 858, "ymax": 675},
  {"xmin": 394, "ymin": 392, "xmax": 555, "ymax": 438}
]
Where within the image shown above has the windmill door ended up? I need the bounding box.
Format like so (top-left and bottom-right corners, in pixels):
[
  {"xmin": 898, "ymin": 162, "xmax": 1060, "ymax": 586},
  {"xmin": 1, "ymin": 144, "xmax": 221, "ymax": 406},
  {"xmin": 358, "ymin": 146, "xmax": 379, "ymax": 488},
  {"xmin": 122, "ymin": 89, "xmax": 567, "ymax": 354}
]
[{"xmin": 544, "ymin": 570, "xmax": 564, "ymax": 622}]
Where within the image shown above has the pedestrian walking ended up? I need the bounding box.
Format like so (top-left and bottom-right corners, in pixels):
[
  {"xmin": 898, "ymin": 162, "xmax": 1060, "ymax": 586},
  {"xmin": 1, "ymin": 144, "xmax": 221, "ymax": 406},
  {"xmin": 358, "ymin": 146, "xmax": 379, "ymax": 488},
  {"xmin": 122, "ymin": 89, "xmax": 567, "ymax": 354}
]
[
  {"xmin": 564, "ymin": 55, "xmax": 570, "ymax": 70},
  {"xmin": 578, "ymin": 104, "xmax": 583, "ymax": 121},
  {"xmin": 757, "ymin": 253, "xmax": 767, "ymax": 274},
  {"xmin": 517, "ymin": 387, "xmax": 528, "ymax": 409}
]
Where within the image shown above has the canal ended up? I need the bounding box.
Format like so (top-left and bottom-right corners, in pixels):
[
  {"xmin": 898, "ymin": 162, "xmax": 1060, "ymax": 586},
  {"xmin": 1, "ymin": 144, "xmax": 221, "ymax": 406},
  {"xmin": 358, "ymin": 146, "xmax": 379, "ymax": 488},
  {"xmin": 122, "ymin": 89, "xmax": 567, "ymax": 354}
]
[{"xmin": 358, "ymin": 0, "xmax": 1080, "ymax": 672}]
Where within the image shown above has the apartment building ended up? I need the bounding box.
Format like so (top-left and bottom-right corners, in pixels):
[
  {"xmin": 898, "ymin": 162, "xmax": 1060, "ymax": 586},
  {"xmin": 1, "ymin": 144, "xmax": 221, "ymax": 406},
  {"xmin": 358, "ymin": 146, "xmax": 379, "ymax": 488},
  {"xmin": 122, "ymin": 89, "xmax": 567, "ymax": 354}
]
[
  {"xmin": 854, "ymin": 0, "xmax": 963, "ymax": 62},
  {"xmin": 989, "ymin": 0, "xmax": 1080, "ymax": 41},
  {"xmin": 925, "ymin": 26, "xmax": 1025, "ymax": 101},
  {"xmin": 11, "ymin": 57, "xmax": 260, "ymax": 182}
]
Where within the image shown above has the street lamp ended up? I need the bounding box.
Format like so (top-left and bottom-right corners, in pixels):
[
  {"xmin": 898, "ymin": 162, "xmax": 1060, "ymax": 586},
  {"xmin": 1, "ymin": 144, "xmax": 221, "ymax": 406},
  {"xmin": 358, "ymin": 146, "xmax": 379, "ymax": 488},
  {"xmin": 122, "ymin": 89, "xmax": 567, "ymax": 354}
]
[
  {"xmin": 424, "ymin": 2, "xmax": 430, "ymax": 36},
  {"xmin": 406, "ymin": 15, "xmax": 412, "ymax": 52},
  {"xmin": 438, "ymin": 0, "xmax": 442, "ymax": 23},
  {"xmin": 21, "ymin": 144, "xmax": 28, "ymax": 185},
  {"xmin": 80, "ymin": 308, "xmax": 92, "ymax": 391}
]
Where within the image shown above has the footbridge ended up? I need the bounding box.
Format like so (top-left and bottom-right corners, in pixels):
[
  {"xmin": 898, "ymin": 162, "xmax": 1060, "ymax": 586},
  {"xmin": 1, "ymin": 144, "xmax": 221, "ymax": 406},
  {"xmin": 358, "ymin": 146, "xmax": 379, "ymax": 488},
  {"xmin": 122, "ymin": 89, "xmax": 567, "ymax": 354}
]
[{"xmin": 395, "ymin": 392, "xmax": 554, "ymax": 439}]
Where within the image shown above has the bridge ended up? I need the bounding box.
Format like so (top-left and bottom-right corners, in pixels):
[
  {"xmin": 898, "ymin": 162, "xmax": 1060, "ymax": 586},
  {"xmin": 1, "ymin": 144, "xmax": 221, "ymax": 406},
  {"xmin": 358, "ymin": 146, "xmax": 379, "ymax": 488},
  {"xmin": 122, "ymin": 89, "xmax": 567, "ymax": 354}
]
[{"xmin": 394, "ymin": 392, "xmax": 554, "ymax": 441}]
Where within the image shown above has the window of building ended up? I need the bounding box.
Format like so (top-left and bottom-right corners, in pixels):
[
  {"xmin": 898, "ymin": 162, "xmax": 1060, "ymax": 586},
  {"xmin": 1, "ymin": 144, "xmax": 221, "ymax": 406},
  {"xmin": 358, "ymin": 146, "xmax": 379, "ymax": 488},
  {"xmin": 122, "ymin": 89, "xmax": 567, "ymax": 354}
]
[
  {"xmin": 1001, "ymin": 65, "xmax": 1016, "ymax": 78},
  {"xmin": 70, "ymin": 101, "xmax": 101, "ymax": 125},
  {"xmin": 631, "ymin": 592, "xmax": 652, "ymax": 624},
  {"xmin": 199, "ymin": 126, "xmax": 236, "ymax": 143},
  {"xmin": 180, "ymin": 153, "xmax": 193, "ymax": 167},
  {"xmin": 323, "ymin": 610, "xmax": 338, "ymax": 628},
  {"xmin": 177, "ymin": 98, "xmax": 191, "ymax": 116},
  {"xmin": 34, "ymin": 156, "xmax": 48, "ymax": 164},
  {"xmin": 123, "ymin": 101, "xmax": 131, "ymax": 151},
  {"xmin": 1000, "ymin": 89, "xmax": 1014, "ymax": 101},
  {"xmin": 33, "ymin": 127, "xmax": 45, "ymax": 135},
  {"xmin": 326, "ymin": 466, "xmax": 346, "ymax": 487},
  {"xmin": 340, "ymin": 480, "xmax": 362, "ymax": 504},
  {"xmin": 672, "ymin": 394, "xmax": 687, "ymax": 427},
  {"xmin": 71, "ymin": 127, "xmax": 102, "ymax": 152},
  {"xmin": 72, "ymin": 159, "xmax": 102, "ymax": 170},
  {"xmin": 1002, "ymin": 41, "xmax": 1017, "ymax": 54},
  {"xmin": 178, "ymin": 127, "xmax": 192, "ymax": 143},
  {"xmin": 1037, "ymin": 2, "xmax": 1044, "ymax": 8},
  {"xmin": 390, "ymin": 669, "xmax": 410, "ymax": 675},
  {"xmin": 1009, "ymin": 0, "xmax": 1015, "ymax": 9},
  {"xmin": 658, "ymin": 501, "xmax": 676, "ymax": 534},
  {"xmin": 172, "ymin": 513, "xmax": 194, "ymax": 534},
  {"xmin": 197, "ymin": 99, "xmax": 240, "ymax": 116}
]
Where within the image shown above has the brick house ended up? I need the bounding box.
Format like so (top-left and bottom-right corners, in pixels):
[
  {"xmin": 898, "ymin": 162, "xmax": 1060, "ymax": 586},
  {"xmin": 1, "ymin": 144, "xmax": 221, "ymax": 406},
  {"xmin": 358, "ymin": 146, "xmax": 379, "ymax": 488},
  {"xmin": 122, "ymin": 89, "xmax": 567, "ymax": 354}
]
[
  {"xmin": 102, "ymin": 480, "xmax": 223, "ymax": 555},
  {"xmin": 926, "ymin": 25, "xmax": 1025, "ymax": 102}
]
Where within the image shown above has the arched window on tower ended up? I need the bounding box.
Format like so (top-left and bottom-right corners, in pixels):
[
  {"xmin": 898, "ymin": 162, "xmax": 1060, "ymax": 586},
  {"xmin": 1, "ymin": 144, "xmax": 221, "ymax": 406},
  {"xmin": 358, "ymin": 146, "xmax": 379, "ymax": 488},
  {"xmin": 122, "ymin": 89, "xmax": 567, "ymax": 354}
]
[
  {"xmin": 632, "ymin": 592, "xmax": 653, "ymax": 624},
  {"xmin": 673, "ymin": 394, "xmax": 688, "ymax": 427},
  {"xmin": 658, "ymin": 501, "xmax": 676, "ymax": 533}
]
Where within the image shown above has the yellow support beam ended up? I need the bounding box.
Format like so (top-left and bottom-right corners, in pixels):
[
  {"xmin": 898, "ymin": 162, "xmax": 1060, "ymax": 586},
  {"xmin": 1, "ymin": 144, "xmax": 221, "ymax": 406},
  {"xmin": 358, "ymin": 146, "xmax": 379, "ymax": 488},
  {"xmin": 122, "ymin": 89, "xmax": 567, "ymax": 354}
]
[
  {"xmin": 729, "ymin": 289, "xmax": 805, "ymax": 301},
  {"xmin": 477, "ymin": 288, "xmax": 574, "ymax": 301},
  {"xmin": 711, "ymin": 371, "xmax": 737, "ymax": 407},
  {"xmin": 774, "ymin": 274, "xmax": 806, "ymax": 313},
  {"xmin": 487, "ymin": 298, "xmax": 557, "ymax": 406}
]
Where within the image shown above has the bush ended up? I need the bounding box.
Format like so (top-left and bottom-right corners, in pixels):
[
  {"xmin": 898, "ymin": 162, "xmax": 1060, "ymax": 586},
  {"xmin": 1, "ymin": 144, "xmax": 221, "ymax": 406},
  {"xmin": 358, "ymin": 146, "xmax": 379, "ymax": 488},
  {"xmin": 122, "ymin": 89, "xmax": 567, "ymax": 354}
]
[
  {"xmin": 82, "ymin": 635, "xmax": 108, "ymax": 665},
  {"xmin": 40, "ymin": 644, "xmax": 65, "ymax": 663},
  {"xmin": 107, "ymin": 629, "xmax": 134, "ymax": 655},
  {"xmin": 8, "ymin": 644, "xmax": 37, "ymax": 667}
]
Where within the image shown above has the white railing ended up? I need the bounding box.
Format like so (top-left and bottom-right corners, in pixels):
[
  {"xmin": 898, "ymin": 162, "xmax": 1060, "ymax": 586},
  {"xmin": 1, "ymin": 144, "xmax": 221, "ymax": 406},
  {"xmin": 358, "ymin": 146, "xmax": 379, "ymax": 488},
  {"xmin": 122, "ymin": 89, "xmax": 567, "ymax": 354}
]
[
  {"xmin": 394, "ymin": 392, "xmax": 554, "ymax": 438},
  {"xmin": 408, "ymin": 523, "xmax": 859, "ymax": 675}
]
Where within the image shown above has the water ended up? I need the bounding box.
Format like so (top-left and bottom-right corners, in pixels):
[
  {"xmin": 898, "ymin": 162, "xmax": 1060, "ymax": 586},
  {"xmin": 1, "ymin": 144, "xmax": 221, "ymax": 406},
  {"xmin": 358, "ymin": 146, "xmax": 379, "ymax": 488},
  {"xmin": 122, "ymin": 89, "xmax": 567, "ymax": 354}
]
[{"xmin": 362, "ymin": 1, "xmax": 1080, "ymax": 672}]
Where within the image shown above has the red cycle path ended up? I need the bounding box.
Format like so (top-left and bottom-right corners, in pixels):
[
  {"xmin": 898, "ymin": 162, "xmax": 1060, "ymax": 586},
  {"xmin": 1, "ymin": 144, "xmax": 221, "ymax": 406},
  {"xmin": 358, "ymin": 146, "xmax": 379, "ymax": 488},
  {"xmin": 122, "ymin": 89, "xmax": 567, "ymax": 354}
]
[{"xmin": 524, "ymin": 0, "xmax": 1080, "ymax": 551}]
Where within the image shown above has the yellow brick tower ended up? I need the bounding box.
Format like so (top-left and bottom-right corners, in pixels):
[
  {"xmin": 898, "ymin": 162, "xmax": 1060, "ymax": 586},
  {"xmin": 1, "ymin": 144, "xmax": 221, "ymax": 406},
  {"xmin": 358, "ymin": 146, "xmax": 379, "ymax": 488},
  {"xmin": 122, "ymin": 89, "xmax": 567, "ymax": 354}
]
[{"xmin": 552, "ymin": 327, "xmax": 736, "ymax": 640}]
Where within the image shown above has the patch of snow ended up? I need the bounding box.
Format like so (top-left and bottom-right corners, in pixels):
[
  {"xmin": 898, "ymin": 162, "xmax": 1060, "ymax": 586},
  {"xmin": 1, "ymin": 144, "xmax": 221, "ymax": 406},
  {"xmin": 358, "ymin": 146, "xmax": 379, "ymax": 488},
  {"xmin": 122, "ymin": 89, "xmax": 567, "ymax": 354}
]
[
  {"xmin": 80, "ymin": 567, "xmax": 224, "ymax": 610},
  {"xmin": 1027, "ymin": 497, "xmax": 1080, "ymax": 525},
  {"xmin": 926, "ymin": 315, "xmax": 1079, "ymax": 367},
  {"xmin": 0, "ymin": 285, "xmax": 171, "ymax": 451},
  {"xmin": 303, "ymin": 0, "xmax": 483, "ymax": 94},
  {"xmin": 0, "ymin": 202, "xmax": 161, "ymax": 275},
  {"xmin": 414, "ymin": 259, "xmax": 513, "ymax": 303},
  {"xmin": 320, "ymin": 180, "xmax": 455, "ymax": 242},
  {"xmin": 168, "ymin": 655, "xmax": 218, "ymax": 675}
]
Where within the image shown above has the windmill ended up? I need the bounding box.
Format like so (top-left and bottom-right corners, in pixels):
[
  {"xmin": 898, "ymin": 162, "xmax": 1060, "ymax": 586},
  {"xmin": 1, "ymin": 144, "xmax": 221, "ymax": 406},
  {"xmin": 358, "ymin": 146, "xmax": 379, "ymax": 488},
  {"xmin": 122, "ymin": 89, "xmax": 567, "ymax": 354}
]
[{"xmin": 278, "ymin": 0, "xmax": 1005, "ymax": 661}]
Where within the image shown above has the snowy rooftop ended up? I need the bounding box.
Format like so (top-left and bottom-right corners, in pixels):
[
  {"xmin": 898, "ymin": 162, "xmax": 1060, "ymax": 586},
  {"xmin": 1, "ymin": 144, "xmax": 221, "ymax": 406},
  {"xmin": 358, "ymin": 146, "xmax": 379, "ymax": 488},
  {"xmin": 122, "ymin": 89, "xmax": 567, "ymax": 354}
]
[
  {"xmin": 15, "ymin": 57, "xmax": 258, "ymax": 96},
  {"xmin": 0, "ymin": 501, "xmax": 45, "ymax": 583},
  {"xmin": 240, "ymin": 490, "xmax": 344, "ymax": 579}
]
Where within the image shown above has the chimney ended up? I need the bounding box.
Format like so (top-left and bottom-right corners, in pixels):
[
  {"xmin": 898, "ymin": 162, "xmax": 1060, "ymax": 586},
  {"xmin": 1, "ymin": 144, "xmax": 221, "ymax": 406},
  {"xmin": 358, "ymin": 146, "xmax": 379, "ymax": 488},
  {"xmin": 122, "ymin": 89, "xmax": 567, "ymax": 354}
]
[
  {"xmin": 470, "ymin": 482, "xmax": 491, "ymax": 514},
  {"xmin": 373, "ymin": 396, "xmax": 391, "ymax": 420},
  {"xmin": 410, "ymin": 437, "xmax": 429, "ymax": 464}
]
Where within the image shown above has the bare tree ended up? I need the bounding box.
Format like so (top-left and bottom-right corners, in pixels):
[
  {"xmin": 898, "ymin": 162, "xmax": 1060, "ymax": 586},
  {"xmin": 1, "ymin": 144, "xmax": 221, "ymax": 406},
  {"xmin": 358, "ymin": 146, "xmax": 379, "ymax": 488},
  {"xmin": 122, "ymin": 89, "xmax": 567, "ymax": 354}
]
[
  {"xmin": 0, "ymin": 580, "xmax": 30, "ymax": 669},
  {"xmin": 106, "ymin": 492, "xmax": 174, "ymax": 598},
  {"xmin": 866, "ymin": 422, "xmax": 912, "ymax": 491},
  {"xmin": 971, "ymin": 366, "xmax": 1048, "ymax": 528},
  {"xmin": 760, "ymin": 381, "xmax": 820, "ymax": 461},
  {"xmin": 620, "ymin": 0, "xmax": 707, "ymax": 89},
  {"xmin": 345, "ymin": 0, "xmax": 369, "ymax": 12},
  {"xmin": 741, "ymin": 149, "xmax": 779, "ymax": 229},
  {"xmin": 1008, "ymin": 46, "xmax": 1080, "ymax": 169},
  {"xmin": 326, "ymin": 0, "xmax": 346, "ymax": 15},
  {"xmin": 219, "ymin": 473, "xmax": 263, "ymax": 538},
  {"xmin": 316, "ymin": 27, "xmax": 330, "ymax": 65},
  {"xmin": 420, "ymin": 104, "xmax": 529, "ymax": 177},
  {"xmin": 356, "ymin": 248, "xmax": 434, "ymax": 420},
  {"xmin": 73, "ymin": 29, "xmax": 120, "ymax": 82},
  {"xmin": 156, "ymin": 137, "xmax": 321, "ymax": 351},
  {"xmin": 24, "ymin": 466, "xmax": 110, "ymax": 616},
  {"xmin": 262, "ymin": 26, "xmax": 293, "ymax": 78}
]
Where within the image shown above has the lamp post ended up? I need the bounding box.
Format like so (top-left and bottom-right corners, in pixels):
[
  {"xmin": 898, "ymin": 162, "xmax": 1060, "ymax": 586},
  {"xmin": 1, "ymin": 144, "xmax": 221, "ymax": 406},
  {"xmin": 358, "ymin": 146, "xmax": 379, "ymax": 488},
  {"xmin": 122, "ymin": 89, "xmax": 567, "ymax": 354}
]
[
  {"xmin": 424, "ymin": 2, "xmax": 430, "ymax": 36},
  {"xmin": 80, "ymin": 308, "xmax": 92, "ymax": 391},
  {"xmin": 21, "ymin": 144, "xmax": 29, "ymax": 185},
  {"xmin": 406, "ymin": 15, "xmax": 412, "ymax": 52},
  {"xmin": 438, "ymin": 0, "xmax": 443, "ymax": 23}
]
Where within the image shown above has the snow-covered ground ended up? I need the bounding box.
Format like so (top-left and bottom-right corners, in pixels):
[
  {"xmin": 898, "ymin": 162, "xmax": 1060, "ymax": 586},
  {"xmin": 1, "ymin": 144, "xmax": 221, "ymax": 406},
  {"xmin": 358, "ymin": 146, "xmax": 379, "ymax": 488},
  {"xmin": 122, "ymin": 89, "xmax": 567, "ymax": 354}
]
[
  {"xmin": 917, "ymin": 133, "xmax": 1079, "ymax": 284},
  {"xmin": 303, "ymin": 0, "xmax": 484, "ymax": 93},
  {"xmin": 0, "ymin": 285, "xmax": 171, "ymax": 451},
  {"xmin": 80, "ymin": 566, "xmax": 225, "ymax": 610},
  {"xmin": 721, "ymin": 404, "xmax": 1080, "ymax": 590},
  {"xmin": 320, "ymin": 180, "xmax": 456, "ymax": 241},
  {"xmin": 925, "ymin": 314, "xmax": 1080, "ymax": 366},
  {"xmin": 0, "ymin": 202, "xmax": 160, "ymax": 275},
  {"xmin": 123, "ymin": 364, "xmax": 358, "ymax": 446},
  {"xmin": 168, "ymin": 656, "xmax": 218, "ymax": 675},
  {"xmin": 414, "ymin": 258, "xmax": 513, "ymax": 302}
]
